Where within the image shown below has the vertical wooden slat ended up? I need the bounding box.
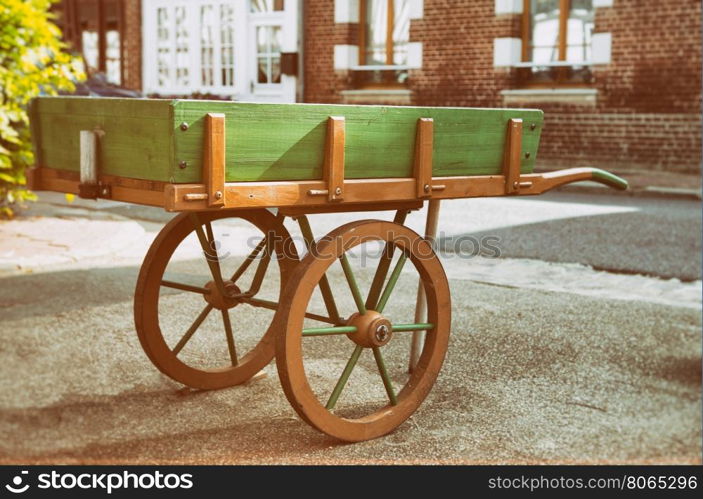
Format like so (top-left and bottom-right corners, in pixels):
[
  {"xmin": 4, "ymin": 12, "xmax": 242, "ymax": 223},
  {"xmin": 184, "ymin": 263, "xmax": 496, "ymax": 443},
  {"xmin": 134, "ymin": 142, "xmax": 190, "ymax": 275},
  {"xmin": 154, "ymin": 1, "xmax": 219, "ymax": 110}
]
[
  {"xmin": 324, "ymin": 116, "xmax": 346, "ymax": 202},
  {"xmin": 413, "ymin": 118, "xmax": 433, "ymax": 198},
  {"xmin": 503, "ymin": 118, "xmax": 523, "ymax": 194},
  {"xmin": 204, "ymin": 113, "xmax": 225, "ymax": 207}
]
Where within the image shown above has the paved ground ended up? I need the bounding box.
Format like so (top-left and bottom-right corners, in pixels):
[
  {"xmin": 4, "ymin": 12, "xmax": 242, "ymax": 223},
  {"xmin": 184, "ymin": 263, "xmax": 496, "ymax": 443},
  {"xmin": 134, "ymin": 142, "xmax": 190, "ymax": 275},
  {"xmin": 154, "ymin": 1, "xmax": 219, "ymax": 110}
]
[{"xmin": 0, "ymin": 192, "xmax": 700, "ymax": 464}]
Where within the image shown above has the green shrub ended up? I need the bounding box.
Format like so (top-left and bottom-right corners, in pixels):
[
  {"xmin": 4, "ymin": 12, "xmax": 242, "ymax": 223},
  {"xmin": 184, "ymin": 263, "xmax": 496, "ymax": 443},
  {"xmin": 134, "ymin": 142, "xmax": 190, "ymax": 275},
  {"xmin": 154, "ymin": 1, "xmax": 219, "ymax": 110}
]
[{"xmin": 0, "ymin": 0, "xmax": 84, "ymax": 218}]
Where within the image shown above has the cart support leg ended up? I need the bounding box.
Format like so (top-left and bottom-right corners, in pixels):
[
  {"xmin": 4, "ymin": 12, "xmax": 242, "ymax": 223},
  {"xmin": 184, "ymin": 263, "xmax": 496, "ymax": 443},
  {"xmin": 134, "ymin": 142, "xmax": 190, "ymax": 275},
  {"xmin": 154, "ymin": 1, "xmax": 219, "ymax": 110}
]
[{"xmin": 409, "ymin": 199, "xmax": 441, "ymax": 373}]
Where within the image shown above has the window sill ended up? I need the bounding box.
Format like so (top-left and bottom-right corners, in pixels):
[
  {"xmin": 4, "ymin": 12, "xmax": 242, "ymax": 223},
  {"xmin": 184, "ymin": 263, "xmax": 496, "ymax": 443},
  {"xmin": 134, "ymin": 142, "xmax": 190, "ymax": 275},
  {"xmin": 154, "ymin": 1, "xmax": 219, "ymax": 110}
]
[
  {"xmin": 501, "ymin": 88, "xmax": 597, "ymax": 105},
  {"xmin": 340, "ymin": 89, "xmax": 413, "ymax": 106}
]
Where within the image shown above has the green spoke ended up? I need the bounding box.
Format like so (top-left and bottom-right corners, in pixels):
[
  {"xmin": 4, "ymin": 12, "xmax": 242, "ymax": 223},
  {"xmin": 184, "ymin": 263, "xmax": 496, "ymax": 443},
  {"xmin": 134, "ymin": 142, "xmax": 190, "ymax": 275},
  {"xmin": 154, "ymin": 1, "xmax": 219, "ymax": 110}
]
[
  {"xmin": 302, "ymin": 326, "xmax": 357, "ymax": 337},
  {"xmin": 392, "ymin": 323, "xmax": 434, "ymax": 332},
  {"xmin": 375, "ymin": 253, "xmax": 408, "ymax": 313},
  {"xmin": 161, "ymin": 280, "xmax": 210, "ymax": 295},
  {"xmin": 173, "ymin": 304, "xmax": 213, "ymax": 355},
  {"xmin": 366, "ymin": 209, "xmax": 407, "ymax": 310},
  {"xmin": 326, "ymin": 345, "xmax": 364, "ymax": 410},
  {"xmin": 339, "ymin": 254, "xmax": 366, "ymax": 315},
  {"xmin": 372, "ymin": 347, "xmax": 398, "ymax": 406},
  {"xmin": 230, "ymin": 237, "xmax": 267, "ymax": 283},
  {"xmin": 221, "ymin": 309, "xmax": 238, "ymax": 366}
]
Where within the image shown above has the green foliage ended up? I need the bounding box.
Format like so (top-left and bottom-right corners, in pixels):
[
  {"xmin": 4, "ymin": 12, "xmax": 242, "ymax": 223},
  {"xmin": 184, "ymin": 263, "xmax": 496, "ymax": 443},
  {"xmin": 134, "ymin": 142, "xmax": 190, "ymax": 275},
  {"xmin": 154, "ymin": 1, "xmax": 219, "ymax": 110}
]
[{"xmin": 0, "ymin": 0, "xmax": 84, "ymax": 218}]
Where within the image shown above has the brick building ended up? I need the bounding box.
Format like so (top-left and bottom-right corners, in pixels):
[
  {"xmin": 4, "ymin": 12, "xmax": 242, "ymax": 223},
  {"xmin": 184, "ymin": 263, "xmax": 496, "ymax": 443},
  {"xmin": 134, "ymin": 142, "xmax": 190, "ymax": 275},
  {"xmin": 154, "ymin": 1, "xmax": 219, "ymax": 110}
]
[{"xmin": 56, "ymin": 0, "xmax": 701, "ymax": 173}]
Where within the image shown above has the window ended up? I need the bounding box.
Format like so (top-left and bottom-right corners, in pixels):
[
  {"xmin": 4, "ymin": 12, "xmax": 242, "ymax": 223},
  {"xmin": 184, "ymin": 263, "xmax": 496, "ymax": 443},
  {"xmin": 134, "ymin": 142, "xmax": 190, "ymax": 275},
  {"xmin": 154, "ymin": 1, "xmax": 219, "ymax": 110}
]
[
  {"xmin": 251, "ymin": 0, "xmax": 284, "ymax": 12},
  {"xmin": 57, "ymin": 0, "xmax": 125, "ymax": 85},
  {"xmin": 520, "ymin": 0, "xmax": 594, "ymax": 86},
  {"xmin": 255, "ymin": 26, "xmax": 282, "ymax": 84},
  {"xmin": 356, "ymin": 0, "xmax": 410, "ymax": 87},
  {"xmin": 149, "ymin": 1, "xmax": 239, "ymax": 94}
]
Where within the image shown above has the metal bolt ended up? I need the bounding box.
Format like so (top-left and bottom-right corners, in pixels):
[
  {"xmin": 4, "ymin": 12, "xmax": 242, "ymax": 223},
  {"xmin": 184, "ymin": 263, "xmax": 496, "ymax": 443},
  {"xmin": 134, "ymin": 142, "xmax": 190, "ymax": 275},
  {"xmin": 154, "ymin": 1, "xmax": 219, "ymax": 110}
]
[
  {"xmin": 513, "ymin": 181, "xmax": 519, "ymax": 189},
  {"xmin": 423, "ymin": 184, "xmax": 430, "ymax": 193},
  {"xmin": 214, "ymin": 191, "xmax": 223, "ymax": 200},
  {"xmin": 179, "ymin": 160, "xmax": 188, "ymax": 169},
  {"xmin": 375, "ymin": 324, "xmax": 390, "ymax": 342},
  {"xmin": 530, "ymin": 123, "xmax": 537, "ymax": 131},
  {"xmin": 180, "ymin": 122, "xmax": 189, "ymax": 131},
  {"xmin": 334, "ymin": 187, "xmax": 342, "ymax": 196},
  {"xmin": 525, "ymin": 152, "xmax": 531, "ymax": 159}
]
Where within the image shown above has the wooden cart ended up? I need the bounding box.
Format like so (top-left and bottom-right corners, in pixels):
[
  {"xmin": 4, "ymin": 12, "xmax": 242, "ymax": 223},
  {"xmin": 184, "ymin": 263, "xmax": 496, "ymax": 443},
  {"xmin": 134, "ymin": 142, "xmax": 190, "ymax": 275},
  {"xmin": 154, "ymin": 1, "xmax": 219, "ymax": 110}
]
[{"xmin": 28, "ymin": 97, "xmax": 627, "ymax": 442}]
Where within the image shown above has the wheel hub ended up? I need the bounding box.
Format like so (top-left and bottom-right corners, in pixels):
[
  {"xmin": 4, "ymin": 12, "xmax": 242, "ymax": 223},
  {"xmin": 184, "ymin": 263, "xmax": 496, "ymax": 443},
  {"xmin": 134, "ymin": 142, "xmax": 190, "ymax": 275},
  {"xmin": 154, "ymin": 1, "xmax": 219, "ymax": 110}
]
[
  {"xmin": 204, "ymin": 280, "xmax": 242, "ymax": 310},
  {"xmin": 346, "ymin": 311, "xmax": 393, "ymax": 348}
]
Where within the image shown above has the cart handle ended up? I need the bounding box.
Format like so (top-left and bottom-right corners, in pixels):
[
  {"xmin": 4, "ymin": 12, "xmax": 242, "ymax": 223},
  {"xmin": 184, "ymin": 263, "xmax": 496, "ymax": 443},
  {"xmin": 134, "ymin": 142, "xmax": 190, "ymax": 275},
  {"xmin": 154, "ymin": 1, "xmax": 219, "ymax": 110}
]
[
  {"xmin": 589, "ymin": 168, "xmax": 629, "ymax": 190},
  {"xmin": 528, "ymin": 167, "xmax": 629, "ymax": 193}
]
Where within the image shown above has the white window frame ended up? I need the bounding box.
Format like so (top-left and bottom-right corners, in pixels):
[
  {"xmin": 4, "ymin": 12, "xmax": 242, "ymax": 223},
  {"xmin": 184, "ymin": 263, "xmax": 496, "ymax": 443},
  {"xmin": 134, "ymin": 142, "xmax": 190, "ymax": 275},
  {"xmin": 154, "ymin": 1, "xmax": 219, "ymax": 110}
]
[
  {"xmin": 249, "ymin": 8, "xmax": 286, "ymax": 95},
  {"xmin": 142, "ymin": 0, "xmax": 248, "ymax": 96}
]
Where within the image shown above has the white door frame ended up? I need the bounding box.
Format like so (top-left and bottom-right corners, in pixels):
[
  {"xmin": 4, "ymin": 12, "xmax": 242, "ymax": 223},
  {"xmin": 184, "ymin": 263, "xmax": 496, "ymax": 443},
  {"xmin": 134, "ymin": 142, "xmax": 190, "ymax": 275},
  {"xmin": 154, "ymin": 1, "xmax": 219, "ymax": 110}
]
[{"xmin": 142, "ymin": 0, "xmax": 298, "ymax": 102}]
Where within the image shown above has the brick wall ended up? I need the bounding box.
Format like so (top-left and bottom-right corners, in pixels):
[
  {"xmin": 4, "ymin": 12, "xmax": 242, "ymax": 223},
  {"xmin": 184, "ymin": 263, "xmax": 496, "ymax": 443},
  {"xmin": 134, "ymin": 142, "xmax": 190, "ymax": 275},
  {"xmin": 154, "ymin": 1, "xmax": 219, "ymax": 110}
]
[{"xmin": 304, "ymin": 0, "xmax": 702, "ymax": 173}]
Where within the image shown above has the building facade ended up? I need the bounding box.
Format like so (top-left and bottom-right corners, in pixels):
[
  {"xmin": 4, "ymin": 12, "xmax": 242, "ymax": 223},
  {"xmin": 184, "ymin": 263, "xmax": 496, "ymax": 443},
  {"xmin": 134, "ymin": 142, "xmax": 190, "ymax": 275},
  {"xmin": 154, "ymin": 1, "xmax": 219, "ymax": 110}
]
[{"xmin": 57, "ymin": 0, "xmax": 702, "ymax": 173}]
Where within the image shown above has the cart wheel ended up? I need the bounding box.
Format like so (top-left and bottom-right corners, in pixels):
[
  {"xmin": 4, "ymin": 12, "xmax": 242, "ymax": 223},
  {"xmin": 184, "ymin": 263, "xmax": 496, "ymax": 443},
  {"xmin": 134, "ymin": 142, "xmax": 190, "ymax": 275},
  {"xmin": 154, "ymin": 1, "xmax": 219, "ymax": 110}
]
[
  {"xmin": 135, "ymin": 209, "xmax": 298, "ymax": 390},
  {"xmin": 276, "ymin": 220, "xmax": 451, "ymax": 441}
]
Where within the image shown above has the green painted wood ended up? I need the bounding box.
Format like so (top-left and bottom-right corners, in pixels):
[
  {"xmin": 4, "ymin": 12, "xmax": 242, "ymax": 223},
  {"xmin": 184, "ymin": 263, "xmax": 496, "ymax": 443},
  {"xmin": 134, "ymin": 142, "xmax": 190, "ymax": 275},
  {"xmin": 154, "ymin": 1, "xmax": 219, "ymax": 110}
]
[
  {"xmin": 591, "ymin": 169, "xmax": 629, "ymax": 191},
  {"xmin": 31, "ymin": 97, "xmax": 175, "ymax": 182},
  {"xmin": 30, "ymin": 97, "xmax": 544, "ymax": 184},
  {"xmin": 172, "ymin": 101, "xmax": 544, "ymax": 183}
]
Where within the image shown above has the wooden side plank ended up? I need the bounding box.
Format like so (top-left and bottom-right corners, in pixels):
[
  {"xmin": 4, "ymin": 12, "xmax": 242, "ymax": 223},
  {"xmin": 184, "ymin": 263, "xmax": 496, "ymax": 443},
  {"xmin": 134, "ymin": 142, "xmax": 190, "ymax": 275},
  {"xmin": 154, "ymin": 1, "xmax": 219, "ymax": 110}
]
[{"xmin": 171, "ymin": 101, "xmax": 543, "ymax": 184}]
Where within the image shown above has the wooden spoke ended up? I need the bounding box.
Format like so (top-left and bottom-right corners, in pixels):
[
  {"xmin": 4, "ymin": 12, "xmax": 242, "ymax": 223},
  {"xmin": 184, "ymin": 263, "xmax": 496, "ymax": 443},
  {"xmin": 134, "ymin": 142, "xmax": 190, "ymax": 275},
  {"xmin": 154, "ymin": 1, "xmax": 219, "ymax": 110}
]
[
  {"xmin": 189, "ymin": 213, "xmax": 226, "ymax": 296},
  {"xmin": 244, "ymin": 297, "xmax": 338, "ymax": 325},
  {"xmin": 161, "ymin": 280, "xmax": 211, "ymax": 295},
  {"xmin": 230, "ymin": 237, "xmax": 267, "ymax": 283},
  {"xmin": 173, "ymin": 304, "xmax": 213, "ymax": 355},
  {"xmin": 222, "ymin": 309, "xmax": 238, "ymax": 366}
]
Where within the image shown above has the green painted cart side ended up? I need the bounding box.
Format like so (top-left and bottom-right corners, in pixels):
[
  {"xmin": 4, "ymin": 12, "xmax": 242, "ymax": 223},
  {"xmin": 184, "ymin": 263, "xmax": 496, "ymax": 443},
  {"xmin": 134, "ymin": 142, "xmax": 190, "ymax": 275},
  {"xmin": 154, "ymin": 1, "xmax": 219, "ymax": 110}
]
[{"xmin": 30, "ymin": 96, "xmax": 544, "ymax": 183}]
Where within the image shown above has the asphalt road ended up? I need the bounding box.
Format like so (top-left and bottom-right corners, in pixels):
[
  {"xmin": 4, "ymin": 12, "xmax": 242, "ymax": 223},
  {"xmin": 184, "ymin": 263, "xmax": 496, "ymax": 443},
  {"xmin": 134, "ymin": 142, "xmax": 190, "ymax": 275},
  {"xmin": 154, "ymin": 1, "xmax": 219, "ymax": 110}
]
[{"xmin": 0, "ymin": 191, "xmax": 700, "ymax": 464}]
